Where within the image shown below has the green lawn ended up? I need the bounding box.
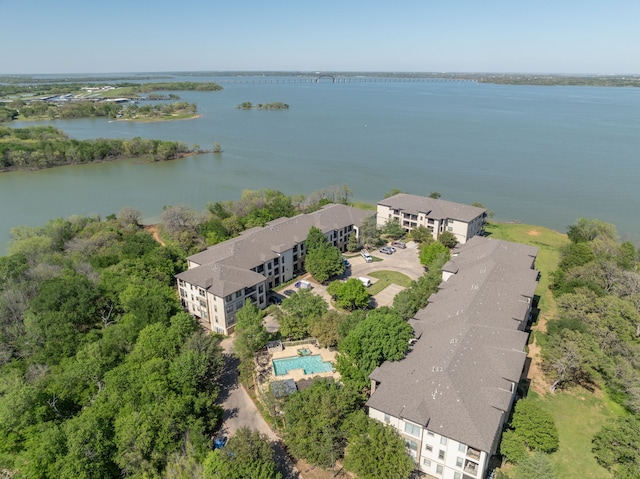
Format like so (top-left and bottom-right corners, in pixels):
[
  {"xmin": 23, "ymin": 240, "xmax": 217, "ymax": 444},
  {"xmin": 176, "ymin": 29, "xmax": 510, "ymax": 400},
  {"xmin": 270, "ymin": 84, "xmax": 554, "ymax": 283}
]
[
  {"xmin": 531, "ymin": 391, "xmax": 620, "ymax": 479},
  {"xmin": 367, "ymin": 270, "xmax": 412, "ymax": 296}
]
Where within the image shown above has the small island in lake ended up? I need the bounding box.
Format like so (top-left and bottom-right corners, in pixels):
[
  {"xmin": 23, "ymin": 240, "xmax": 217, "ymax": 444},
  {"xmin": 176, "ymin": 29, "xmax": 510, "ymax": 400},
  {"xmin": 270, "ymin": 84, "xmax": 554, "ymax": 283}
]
[{"xmin": 237, "ymin": 101, "xmax": 289, "ymax": 110}]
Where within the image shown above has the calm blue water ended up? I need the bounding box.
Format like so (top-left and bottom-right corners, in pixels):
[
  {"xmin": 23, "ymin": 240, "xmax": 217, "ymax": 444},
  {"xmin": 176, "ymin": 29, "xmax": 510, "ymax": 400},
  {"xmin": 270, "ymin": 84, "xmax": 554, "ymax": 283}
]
[
  {"xmin": 272, "ymin": 354, "xmax": 333, "ymax": 376},
  {"xmin": 1, "ymin": 75, "xmax": 639, "ymax": 253}
]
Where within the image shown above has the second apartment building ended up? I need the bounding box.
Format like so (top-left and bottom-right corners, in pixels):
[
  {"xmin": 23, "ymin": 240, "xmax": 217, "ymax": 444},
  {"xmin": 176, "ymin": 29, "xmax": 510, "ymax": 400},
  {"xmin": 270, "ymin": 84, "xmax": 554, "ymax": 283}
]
[
  {"xmin": 176, "ymin": 204, "xmax": 374, "ymax": 334},
  {"xmin": 377, "ymin": 193, "xmax": 487, "ymax": 244}
]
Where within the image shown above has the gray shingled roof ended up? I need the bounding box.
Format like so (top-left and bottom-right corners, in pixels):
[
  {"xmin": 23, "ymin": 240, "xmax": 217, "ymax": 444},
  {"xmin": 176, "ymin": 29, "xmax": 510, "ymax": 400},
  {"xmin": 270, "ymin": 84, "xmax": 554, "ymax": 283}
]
[
  {"xmin": 180, "ymin": 204, "xmax": 374, "ymax": 292},
  {"xmin": 378, "ymin": 193, "xmax": 486, "ymax": 222},
  {"xmin": 367, "ymin": 236, "xmax": 538, "ymax": 453}
]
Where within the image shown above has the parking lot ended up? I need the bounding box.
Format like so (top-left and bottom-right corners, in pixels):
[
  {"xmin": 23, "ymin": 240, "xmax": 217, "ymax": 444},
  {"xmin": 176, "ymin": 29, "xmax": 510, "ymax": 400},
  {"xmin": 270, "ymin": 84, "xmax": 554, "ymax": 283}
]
[{"xmin": 271, "ymin": 241, "xmax": 424, "ymax": 312}]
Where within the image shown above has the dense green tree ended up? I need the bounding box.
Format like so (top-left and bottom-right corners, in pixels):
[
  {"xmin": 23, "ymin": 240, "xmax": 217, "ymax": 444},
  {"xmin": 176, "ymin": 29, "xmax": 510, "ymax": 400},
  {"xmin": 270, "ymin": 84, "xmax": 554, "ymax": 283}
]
[
  {"xmin": 558, "ymin": 241, "xmax": 596, "ymax": 270},
  {"xmin": 429, "ymin": 191, "xmax": 441, "ymax": 199},
  {"xmin": 616, "ymin": 241, "xmax": 638, "ymax": 270},
  {"xmin": 499, "ymin": 429, "xmax": 528, "ymax": 465},
  {"xmin": 234, "ymin": 301, "xmax": 268, "ymax": 360},
  {"xmin": 510, "ymin": 400, "xmax": 559, "ymax": 453},
  {"xmin": 592, "ymin": 415, "xmax": 640, "ymax": 479},
  {"xmin": 500, "ymin": 399, "xmax": 559, "ymax": 465},
  {"xmin": 336, "ymin": 308, "xmax": 413, "ymax": 391},
  {"xmin": 304, "ymin": 226, "xmax": 344, "ymax": 283},
  {"xmin": 327, "ymin": 278, "xmax": 370, "ymax": 311},
  {"xmin": 381, "ymin": 219, "xmax": 405, "ymax": 239},
  {"xmin": 234, "ymin": 301, "xmax": 269, "ymax": 383},
  {"xmin": 283, "ymin": 379, "xmax": 362, "ymax": 467},
  {"xmin": 279, "ymin": 289, "xmax": 328, "ymax": 340},
  {"xmin": 309, "ymin": 310, "xmax": 343, "ymax": 348},
  {"xmin": 342, "ymin": 411, "xmax": 414, "ymax": 479},
  {"xmin": 514, "ymin": 452, "xmax": 557, "ymax": 479},
  {"xmin": 419, "ymin": 241, "xmax": 450, "ymax": 267},
  {"xmin": 567, "ymin": 217, "xmax": 618, "ymax": 244},
  {"xmin": 409, "ymin": 225, "xmax": 433, "ymax": 244},
  {"xmin": 359, "ymin": 216, "xmax": 381, "ymax": 248},
  {"xmin": 346, "ymin": 231, "xmax": 359, "ymax": 252},
  {"xmin": 437, "ymin": 230, "xmax": 458, "ymax": 248},
  {"xmin": 204, "ymin": 427, "xmax": 281, "ymax": 479}
]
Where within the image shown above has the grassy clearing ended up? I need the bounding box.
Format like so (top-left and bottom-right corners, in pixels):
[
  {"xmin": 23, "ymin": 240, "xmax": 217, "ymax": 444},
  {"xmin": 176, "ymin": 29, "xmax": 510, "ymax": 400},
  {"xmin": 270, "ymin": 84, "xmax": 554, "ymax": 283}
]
[
  {"xmin": 351, "ymin": 201, "xmax": 376, "ymax": 211},
  {"xmin": 367, "ymin": 270, "xmax": 412, "ymax": 296},
  {"xmin": 531, "ymin": 390, "xmax": 619, "ymax": 479}
]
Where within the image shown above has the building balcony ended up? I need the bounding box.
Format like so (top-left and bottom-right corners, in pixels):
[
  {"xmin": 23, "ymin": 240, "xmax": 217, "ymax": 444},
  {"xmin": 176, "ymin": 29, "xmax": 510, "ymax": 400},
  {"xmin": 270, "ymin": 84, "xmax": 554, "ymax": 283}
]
[
  {"xmin": 466, "ymin": 447, "xmax": 481, "ymax": 461},
  {"xmin": 464, "ymin": 459, "xmax": 479, "ymax": 476}
]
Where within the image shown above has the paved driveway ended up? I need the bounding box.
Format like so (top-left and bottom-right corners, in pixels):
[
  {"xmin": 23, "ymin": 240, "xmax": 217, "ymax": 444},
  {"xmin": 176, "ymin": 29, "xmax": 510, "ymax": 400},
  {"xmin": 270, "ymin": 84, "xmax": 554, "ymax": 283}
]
[
  {"xmin": 218, "ymin": 337, "xmax": 299, "ymax": 479},
  {"xmin": 348, "ymin": 241, "xmax": 424, "ymax": 281}
]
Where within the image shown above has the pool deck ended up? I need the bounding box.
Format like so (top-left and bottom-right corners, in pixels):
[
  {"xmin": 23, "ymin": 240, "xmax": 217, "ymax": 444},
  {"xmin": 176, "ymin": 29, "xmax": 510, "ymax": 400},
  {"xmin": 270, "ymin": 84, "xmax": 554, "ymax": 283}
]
[{"xmin": 269, "ymin": 343, "xmax": 338, "ymax": 382}]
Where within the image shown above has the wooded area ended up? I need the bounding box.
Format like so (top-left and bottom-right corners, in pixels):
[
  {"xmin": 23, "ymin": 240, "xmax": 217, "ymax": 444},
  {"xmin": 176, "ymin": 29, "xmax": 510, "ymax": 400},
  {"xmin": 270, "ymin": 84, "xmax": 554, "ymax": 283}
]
[{"xmin": 0, "ymin": 126, "xmax": 192, "ymax": 171}]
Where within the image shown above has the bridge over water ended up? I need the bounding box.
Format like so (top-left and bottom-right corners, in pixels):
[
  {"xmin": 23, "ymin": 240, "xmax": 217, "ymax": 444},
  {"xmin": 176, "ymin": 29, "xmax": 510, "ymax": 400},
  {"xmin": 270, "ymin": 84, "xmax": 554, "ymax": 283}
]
[{"xmin": 216, "ymin": 75, "xmax": 476, "ymax": 85}]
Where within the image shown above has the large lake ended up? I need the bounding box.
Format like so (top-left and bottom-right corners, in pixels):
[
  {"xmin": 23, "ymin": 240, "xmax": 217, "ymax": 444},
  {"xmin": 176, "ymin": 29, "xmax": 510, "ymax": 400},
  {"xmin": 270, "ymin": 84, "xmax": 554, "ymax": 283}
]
[{"xmin": 2, "ymin": 75, "xmax": 639, "ymax": 253}]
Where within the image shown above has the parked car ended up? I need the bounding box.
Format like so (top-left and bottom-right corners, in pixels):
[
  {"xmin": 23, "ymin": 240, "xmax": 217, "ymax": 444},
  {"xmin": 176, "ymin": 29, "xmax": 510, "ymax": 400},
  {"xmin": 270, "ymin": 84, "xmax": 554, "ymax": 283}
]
[
  {"xmin": 392, "ymin": 241, "xmax": 406, "ymax": 249},
  {"xmin": 268, "ymin": 295, "xmax": 282, "ymax": 305},
  {"xmin": 358, "ymin": 277, "xmax": 372, "ymax": 287},
  {"xmin": 295, "ymin": 280, "xmax": 312, "ymax": 289},
  {"xmin": 343, "ymin": 258, "xmax": 351, "ymax": 268},
  {"xmin": 360, "ymin": 250, "xmax": 373, "ymax": 262},
  {"xmin": 360, "ymin": 251, "xmax": 373, "ymax": 263},
  {"xmin": 214, "ymin": 436, "xmax": 228, "ymax": 449},
  {"xmin": 379, "ymin": 246, "xmax": 394, "ymax": 255}
]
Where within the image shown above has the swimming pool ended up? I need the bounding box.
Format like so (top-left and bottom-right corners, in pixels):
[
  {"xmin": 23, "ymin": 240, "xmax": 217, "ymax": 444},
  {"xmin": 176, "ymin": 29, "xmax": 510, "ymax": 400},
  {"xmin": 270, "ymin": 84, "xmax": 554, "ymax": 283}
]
[{"xmin": 272, "ymin": 355, "xmax": 333, "ymax": 376}]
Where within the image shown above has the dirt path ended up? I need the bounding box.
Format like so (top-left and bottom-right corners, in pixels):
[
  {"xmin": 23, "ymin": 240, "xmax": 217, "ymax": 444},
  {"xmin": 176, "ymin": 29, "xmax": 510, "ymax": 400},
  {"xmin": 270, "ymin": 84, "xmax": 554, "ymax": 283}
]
[{"xmin": 144, "ymin": 225, "xmax": 166, "ymax": 247}]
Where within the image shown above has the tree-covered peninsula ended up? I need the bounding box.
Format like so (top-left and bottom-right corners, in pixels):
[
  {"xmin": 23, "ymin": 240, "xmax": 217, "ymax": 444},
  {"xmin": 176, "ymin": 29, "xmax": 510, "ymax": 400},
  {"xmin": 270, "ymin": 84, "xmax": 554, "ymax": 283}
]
[{"xmin": 0, "ymin": 126, "xmax": 196, "ymax": 171}]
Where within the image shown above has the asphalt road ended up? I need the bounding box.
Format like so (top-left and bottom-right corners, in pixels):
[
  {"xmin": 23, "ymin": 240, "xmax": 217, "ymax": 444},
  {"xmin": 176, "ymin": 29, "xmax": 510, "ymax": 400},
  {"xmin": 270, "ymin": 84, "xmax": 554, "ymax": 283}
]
[{"xmin": 218, "ymin": 337, "xmax": 300, "ymax": 479}]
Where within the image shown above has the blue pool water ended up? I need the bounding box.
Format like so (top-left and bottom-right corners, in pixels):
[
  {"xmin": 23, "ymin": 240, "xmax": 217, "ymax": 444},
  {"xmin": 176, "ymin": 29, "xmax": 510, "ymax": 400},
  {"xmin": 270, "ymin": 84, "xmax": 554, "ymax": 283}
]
[{"xmin": 272, "ymin": 355, "xmax": 333, "ymax": 376}]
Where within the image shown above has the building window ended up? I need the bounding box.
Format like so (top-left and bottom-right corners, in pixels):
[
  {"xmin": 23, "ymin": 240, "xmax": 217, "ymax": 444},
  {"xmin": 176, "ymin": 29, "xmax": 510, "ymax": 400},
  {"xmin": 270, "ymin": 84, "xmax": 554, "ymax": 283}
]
[
  {"xmin": 403, "ymin": 422, "xmax": 421, "ymax": 438},
  {"xmin": 454, "ymin": 473, "xmax": 462, "ymax": 479},
  {"xmin": 440, "ymin": 436, "xmax": 448, "ymax": 446},
  {"xmin": 427, "ymin": 431, "xmax": 435, "ymax": 437},
  {"xmin": 436, "ymin": 465, "xmax": 443, "ymax": 475},
  {"xmin": 425, "ymin": 444, "xmax": 433, "ymax": 452},
  {"xmin": 456, "ymin": 457, "xmax": 463, "ymax": 467},
  {"xmin": 423, "ymin": 458, "xmax": 431, "ymax": 467},
  {"xmin": 404, "ymin": 439, "xmax": 418, "ymax": 451},
  {"xmin": 458, "ymin": 443, "xmax": 466, "ymax": 453},
  {"xmin": 438, "ymin": 450, "xmax": 445, "ymax": 460},
  {"xmin": 384, "ymin": 414, "xmax": 390, "ymax": 423}
]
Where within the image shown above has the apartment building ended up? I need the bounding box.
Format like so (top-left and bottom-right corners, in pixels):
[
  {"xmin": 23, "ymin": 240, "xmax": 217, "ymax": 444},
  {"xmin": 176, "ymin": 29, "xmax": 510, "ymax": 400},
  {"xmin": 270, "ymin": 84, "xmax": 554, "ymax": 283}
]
[
  {"xmin": 377, "ymin": 193, "xmax": 486, "ymax": 244},
  {"xmin": 176, "ymin": 204, "xmax": 374, "ymax": 334},
  {"xmin": 367, "ymin": 236, "xmax": 539, "ymax": 478}
]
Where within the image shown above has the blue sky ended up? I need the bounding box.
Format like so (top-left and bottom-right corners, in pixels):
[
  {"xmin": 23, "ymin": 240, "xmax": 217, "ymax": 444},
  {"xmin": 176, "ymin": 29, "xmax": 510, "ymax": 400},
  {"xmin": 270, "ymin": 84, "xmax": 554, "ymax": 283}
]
[{"xmin": 1, "ymin": 0, "xmax": 638, "ymax": 74}]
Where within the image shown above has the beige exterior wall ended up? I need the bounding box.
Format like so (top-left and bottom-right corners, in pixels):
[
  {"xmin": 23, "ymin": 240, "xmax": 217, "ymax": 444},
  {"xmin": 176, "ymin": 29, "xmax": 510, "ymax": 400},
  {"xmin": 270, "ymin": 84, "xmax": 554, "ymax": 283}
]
[
  {"xmin": 179, "ymin": 224, "xmax": 358, "ymax": 335},
  {"xmin": 369, "ymin": 407, "xmax": 489, "ymax": 479},
  {"xmin": 377, "ymin": 203, "xmax": 483, "ymax": 245}
]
